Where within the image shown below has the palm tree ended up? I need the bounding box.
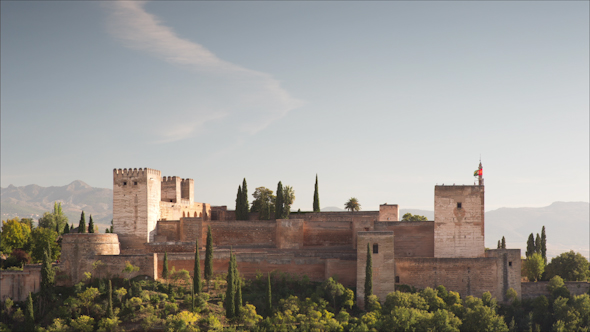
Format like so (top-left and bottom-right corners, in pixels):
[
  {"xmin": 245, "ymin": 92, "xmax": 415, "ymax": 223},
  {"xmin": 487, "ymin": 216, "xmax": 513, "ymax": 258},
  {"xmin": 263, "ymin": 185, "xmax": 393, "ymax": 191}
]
[{"xmin": 344, "ymin": 197, "xmax": 361, "ymax": 212}]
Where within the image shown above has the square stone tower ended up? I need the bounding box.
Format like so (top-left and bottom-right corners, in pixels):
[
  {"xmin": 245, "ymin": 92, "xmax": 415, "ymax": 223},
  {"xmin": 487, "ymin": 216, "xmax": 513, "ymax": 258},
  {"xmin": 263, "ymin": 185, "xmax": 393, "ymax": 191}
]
[
  {"xmin": 434, "ymin": 185, "xmax": 485, "ymax": 258},
  {"xmin": 356, "ymin": 231, "xmax": 395, "ymax": 309},
  {"xmin": 113, "ymin": 168, "xmax": 162, "ymax": 249}
]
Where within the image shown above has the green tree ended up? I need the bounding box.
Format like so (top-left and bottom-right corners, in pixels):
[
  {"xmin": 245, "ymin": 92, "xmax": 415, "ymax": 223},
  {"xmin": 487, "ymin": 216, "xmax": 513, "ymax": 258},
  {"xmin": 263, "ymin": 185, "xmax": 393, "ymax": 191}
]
[
  {"xmin": 193, "ymin": 238, "xmax": 202, "ymax": 295},
  {"xmin": 401, "ymin": 213, "xmax": 428, "ymax": 221},
  {"xmin": 24, "ymin": 292, "xmax": 34, "ymax": 331},
  {"xmin": 41, "ymin": 248, "xmax": 55, "ymax": 292},
  {"xmin": 345, "ymin": 197, "xmax": 361, "ymax": 212},
  {"xmin": 38, "ymin": 202, "xmax": 68, "ymax": 234},
  {"xmin": 107, "ymin": 279, "xmax": 114, "ymax": 318},
  {"xmin": 525, "ymin": 253, "xmax": 545, "ymax": 282},
  {"xmin": 88, "ymin": 215, "xmax": 95, "ymax": 233},
  {"xmin": 205, "ymin": 226, "xmax": 213, "ymax": 291},
  {"xmin": 313, "ymin": 174, "xmax": 320, "ymax": 212},
  {"xmin": 365, "ymin": 242, "xmax": 373, "ymax": 308},
  {"xmin": 162, "ymin": 252, "xmax": 170, "ymax": 279},
  {"xmin": 241, "ymin": 178, "xmax": 249, "ymax": 220},
  {"xmin": 251, "ymin": 187, "xmax": 276, "ymax": 220},
  {"xmin": 501, "ymin": 236, "xmax": 506, "ymax": 249},
  {"xmin": 235, "ymin": 267, "xmax": 242, "ymax": 319},
  {"xmin": 462, "ymin": 296, "xmax": 509, "ymax": 332},
  {"xmin": 235, "ymin": 185, "xmax": 243, "ymax": 220},
  {"xmin": 78, "ymin": 287, "xmax": 100, "ymax": 315},
  {"xmin": 282, "ymin": 185, "xmax": 295, "ymax": 219},
  {"xmin": 497, "ymin": 240, "xmax": 501, "ymax": 249},
  {"xmin": 70, "ymin": 315, "xmax": 94, "ymax": 332},
  {"xmin": 225, "ymin": 250, "xmax": 236, "ymax": 319},
  {"xmin": 0, "ymin": 218, "xmax": 32, "ymax": 254},
  {"xmin": 63, "ymin": 223, "xmax": 70, "ymax": 234},
  {"xmin": 78, "ymin": 211, "xmax": 86, "ymax": 233},
  {"xmin": 546, "ymin": 250, "xmax": 590, "ymax": 281},
  {"xmin": 541, "ymin": 226, "xmax": 547, "ymax": 263},
  {"xmin": 275, "ymin": 181, "xmax": 284, "ymax": 219},
  {"xmin": 30, "ymin": 227, "xmax": 60, "ymax": 262},
  {"xmin": 266, "ymin": 272, "xmax": 272, "ymax": 317},
  {"xmin": 535, "ymin": 233, "xmax": 541, "ymax": 254},
  {"xmin": 526, "ymin": 233, "xmax": 535, "ymax": 257}
]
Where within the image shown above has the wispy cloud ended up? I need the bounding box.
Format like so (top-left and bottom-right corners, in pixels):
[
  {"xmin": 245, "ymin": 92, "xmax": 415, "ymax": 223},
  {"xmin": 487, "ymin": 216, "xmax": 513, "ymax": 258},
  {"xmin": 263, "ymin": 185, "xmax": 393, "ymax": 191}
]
[{"xmin": 104, "ymin": 1, "xmax": 303, "ymax": 142}]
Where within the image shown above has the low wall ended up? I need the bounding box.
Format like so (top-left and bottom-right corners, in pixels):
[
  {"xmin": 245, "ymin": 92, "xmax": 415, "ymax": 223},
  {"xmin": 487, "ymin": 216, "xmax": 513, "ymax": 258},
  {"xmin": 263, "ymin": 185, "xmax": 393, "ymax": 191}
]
[
  {"xmin": 375, "ymin": 221, "xmax": 434, "ymax": 257},
  {"xmin": 521, "ymin": 281, "xmax": 590, "ymax": 300},
  {"xmin": 0, "ymin": 265, "xmax": 42, "ymax": 302}
]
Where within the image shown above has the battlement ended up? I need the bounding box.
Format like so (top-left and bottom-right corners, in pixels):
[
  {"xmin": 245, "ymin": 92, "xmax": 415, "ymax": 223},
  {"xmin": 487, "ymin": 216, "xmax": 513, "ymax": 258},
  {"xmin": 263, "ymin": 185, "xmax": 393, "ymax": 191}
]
[{"xmin": 113, "ymin": 168, "xmax": 161, "ymax": 178}]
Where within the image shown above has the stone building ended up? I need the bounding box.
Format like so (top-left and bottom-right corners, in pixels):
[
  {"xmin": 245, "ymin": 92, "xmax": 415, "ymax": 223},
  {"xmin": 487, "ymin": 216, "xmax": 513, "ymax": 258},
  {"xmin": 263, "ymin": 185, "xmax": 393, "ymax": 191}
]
[{"xmin": 1, "ymin": 165, "xmax": 524, "ymax": 306}]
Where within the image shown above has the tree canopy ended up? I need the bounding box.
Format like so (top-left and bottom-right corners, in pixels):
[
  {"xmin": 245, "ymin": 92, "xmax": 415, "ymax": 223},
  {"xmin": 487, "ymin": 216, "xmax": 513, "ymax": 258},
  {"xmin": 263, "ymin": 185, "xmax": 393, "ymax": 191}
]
[
  {"xmin": 401, "ymin": 213, "xmax": 428, "ymax": 222},
  {"xmin": 545, "ymin": 251, "xmax": 590, "ymax": 281},
  {"xmin": 344, "ymin": 197, "xmax": 361, "ymax": 212}
]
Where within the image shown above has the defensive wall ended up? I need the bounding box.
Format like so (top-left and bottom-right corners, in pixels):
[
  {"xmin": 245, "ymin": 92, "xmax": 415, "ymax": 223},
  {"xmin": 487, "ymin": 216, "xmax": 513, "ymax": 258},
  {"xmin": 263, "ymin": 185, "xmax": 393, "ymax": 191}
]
[
  {"xmin": 0, "ymin": 265, "xmax": 42, "ymax": 302},
  {"xmin": 521, "ymin": 281, "xmax": 590, "ymax": 300}
]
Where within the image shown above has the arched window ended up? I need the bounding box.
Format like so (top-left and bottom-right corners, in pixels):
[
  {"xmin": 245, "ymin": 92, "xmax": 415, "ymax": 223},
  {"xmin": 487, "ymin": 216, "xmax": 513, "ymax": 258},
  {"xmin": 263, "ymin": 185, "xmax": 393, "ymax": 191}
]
[
  {"xmin": 373, "ymin": 243, "xmax": 379, "ymax": 254},
  {"xmin": 194, "ymin": 212, "xmax": 197, "ymax": 217}
]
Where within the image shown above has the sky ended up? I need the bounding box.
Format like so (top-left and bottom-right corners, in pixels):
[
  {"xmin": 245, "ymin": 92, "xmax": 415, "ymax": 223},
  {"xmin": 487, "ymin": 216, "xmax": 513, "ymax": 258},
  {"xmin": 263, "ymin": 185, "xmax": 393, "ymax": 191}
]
[{"xmin": 2, "ymin": 1, "xmax": 588, "ymax": 213}]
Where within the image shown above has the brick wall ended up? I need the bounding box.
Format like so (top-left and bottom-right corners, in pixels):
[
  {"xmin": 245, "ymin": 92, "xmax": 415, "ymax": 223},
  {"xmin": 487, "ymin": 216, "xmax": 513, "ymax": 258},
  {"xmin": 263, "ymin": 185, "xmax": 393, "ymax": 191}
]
[
  {"xmin": 521, "ymin": 281, "xmax": 590, "ymax": 300},
  {"xmin": 276, "ymin": 219, "xmax": 304, "ymax": 249},
  {"xmin": 202, "ymin": 220, "xmax": 276, "ymax": 248},
  {"xmin": 375, "ymin": 221, "xmax": 434, "ymax": 257},
  {"xmin": 356, "ymin": 232, "xmax": 395, "ymax": 309},
  {"xmin": 0, "ymin": 265, "xmax": 42, "ymax": 302},
  {"xmin": 304, "ymin": 221, "xmax": 353, "ymax": 247}
]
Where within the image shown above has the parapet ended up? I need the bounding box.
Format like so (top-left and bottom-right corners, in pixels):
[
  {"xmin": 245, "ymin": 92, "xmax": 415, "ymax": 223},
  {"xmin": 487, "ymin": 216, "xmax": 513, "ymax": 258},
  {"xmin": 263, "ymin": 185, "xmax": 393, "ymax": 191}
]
[{"xmin": 113, "ymin": 168, "xmax": 161, "ymax": 178}]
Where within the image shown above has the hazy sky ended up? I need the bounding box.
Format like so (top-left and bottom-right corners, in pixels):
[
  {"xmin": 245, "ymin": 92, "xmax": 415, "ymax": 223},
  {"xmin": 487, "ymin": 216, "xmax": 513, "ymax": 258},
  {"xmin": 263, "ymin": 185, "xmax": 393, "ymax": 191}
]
[{"xmin": 2, "ymin": 1, "xmax": 588, "ymax": 212}]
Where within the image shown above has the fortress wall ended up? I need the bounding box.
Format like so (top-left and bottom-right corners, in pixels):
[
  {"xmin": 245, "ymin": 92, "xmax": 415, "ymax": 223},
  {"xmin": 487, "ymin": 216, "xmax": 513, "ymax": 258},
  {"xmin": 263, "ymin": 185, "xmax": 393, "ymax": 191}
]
[
  {"xmin": 180, "ymin": 217, "xmax": 202, "ymax": 243},
  {"xmin": 91, "ymin": 254, "xmax": 158, "ymax": 282},
  {"xmin": 156, "ymin": 221, "xmax": 180, "ymax": 242},
  {"xmin": 303, "ymin": 220, "xmax": 353, "ymax": 247},
  {"xmin": 379, "ymin": 204, "xmax": 399, "ymax": 221},
  {"xmin": 395, "ymin": 257, "xmax": 501, "ymax": 300},
  {"xmin": 161, "ymin": 176, "xmax": 181, "ymax": 203},
  {"xmin": 202, "ymin": 220, "xmax": 276, "ymax": 248},
  {"xmin": 325, "ymin": 259, "xmax": 357, "ymax": 287},
  {"xmin": 357, "ymin": 232, "xmax": 395, "ymax": 309},
  {"xmin": 521, "ymin": 281, "xmax": 590, "ymax": 300},
  {"xmin": 291, "ymin": 211, "xmax": 379, "ymax": 222},
  {"xmin": 375, "ymin": 221, "xmax": 434, "ymax": 257},
  {"xmin": 60, "ymin": 234, "xmax": 121, "ymax": 284},
  {"xmin": 145, "ymin": 242, "xmax": 195, "ymax": 253},
  {"xmin": 277, "ymin": 219, "xmax": 304, "ymax": 249},
  {"xmin": 159, "ymin": 251, "xmax": 332, "ymax": 284},
  {"xmin": 485, "ymin": 249, "xmax": 522, "ymax": 300},
  {"xmin": 0, "ymin": 265, "xmax": 41, "ymax": 302},
  {"xmin": 434, "ymin": 185, "xmax": 485, "ymax": 258}
]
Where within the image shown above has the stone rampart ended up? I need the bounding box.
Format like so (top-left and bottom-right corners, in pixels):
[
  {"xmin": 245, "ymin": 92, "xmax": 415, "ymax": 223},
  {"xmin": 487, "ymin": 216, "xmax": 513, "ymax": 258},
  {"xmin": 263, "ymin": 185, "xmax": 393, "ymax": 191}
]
[
  {"xmin": 60, "ymin": 233, "xmax": 121, "ymax": 285},
  {"xmin": 276, "ymin": 219, "xmax": 304, "ymax": 249},
  {"xmin": 521, "ymin": 281, "xmax": 590, "ymax": 300},
  {"xmin": 202, "ymin": 220, "xmax": 276, "ymax": 248},
  {"xmin": 0, "ymin": 265, "xmax": 42, "ymax": 302},
  {"xmin": 304, "ymin": 220, "xmax": 352, "ymax": 247},
  {"xmin": 357, "ymin": 232, "xmax": 395, "ymax": 309},
  {"xmin": 375, "ymin": 221, "xmax": 434, "ymax": 257}
]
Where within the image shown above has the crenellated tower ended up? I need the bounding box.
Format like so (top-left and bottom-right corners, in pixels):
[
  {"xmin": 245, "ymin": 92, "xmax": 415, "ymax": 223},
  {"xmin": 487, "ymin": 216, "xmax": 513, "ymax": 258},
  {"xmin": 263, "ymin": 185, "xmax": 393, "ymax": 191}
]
[{"xmin": 113, "ymin": 168, "xmax": 162, "ymax": 249}]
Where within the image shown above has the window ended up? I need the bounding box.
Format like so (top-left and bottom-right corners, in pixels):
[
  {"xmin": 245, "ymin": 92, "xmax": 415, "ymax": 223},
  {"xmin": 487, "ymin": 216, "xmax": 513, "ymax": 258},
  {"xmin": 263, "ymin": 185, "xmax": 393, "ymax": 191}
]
[
  {"xmin": 395, "ymin": 276, "xmax": 400, "ymax": 283},
  {"xmin": 373, "ymin": 244, "xmax": 379, "ymax": 254},
  {"xmin": 134, "ymin": 181, "xmax": 138, "ymax": 185},
  {"xmin": 123, "ymin": 182, "xmax": 127, "ymax": 185},
  {"xmin": 457, "ymin": 202, "xmax": 462, "ymax": 208},
  {"xmin": 509, "ymin": 261, "xmax": 512, "ymax": 267}
]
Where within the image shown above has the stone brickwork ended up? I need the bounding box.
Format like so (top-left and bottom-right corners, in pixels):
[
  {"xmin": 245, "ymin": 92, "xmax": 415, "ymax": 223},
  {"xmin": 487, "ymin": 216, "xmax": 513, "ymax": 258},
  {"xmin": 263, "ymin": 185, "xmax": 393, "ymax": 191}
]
[
  {"xmin": 202, "ymin": 220, "xmax": 276, "ymax": 248},
  {"xmin": 277, "ymin": 219, "xmax": 304, "ymax": 249},
  {"xmin": 521, "ymin": 281, "xmax": 590, "ymax": 300},
  {"xmin": 303, "ymin": 220, "xmax": 352, "ymax": 247},
  {"xmin": 379, "ymin": 204, "xmax": 399, "ymax": 221},
  {"xmin": 434, "ymin": 185, "xmax": 485, "ymax": 258},
  {"xmin": 485, "ymin": 249, "xmax": 522, "ymax": 301},
  {"xmin": 375, "ymin": 221, "xmax": 435, "ymax": 257},
  {"xmin": 356, "ymin": 232, "xmax": 395, "ymax": 309},
  {"xmin": 0, "ymin": 265, "xmax": 42, "ymax": 302},
  {"xmin": 60, "ymin": 233, "xmax": 121, "ymax": 284}
]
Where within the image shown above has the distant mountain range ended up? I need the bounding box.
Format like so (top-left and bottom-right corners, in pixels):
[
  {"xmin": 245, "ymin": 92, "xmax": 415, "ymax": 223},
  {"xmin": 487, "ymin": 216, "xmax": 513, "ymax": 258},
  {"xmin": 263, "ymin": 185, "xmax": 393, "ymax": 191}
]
[
  {"xmin": 2, "ymin": 182, "xmax": 588, "ymax": 258},
  {"xmin": 1, "ymin": 181, "xmax": 113, "ymax": 231}
]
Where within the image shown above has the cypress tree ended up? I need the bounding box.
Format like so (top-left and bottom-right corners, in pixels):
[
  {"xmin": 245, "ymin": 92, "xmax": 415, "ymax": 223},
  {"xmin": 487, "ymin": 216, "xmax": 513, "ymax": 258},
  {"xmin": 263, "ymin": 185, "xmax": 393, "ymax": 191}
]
[
  {"xmin": 25, "ymin": 292, "xmax": 34, "ymax": 331},
  {"xmin": 526, "ymin": 233, "xmax": 535, "ymax": 257},
  {"xmin": 78, "ymin": 211, "xmax": 86, "ymax": 233},
  {"xmin": 266, "ymin": 272, "xmax": 272, "ymax": 317},
  {"xmin": 162, "ymin": 252, "xmax": 169, "ymax": 279},
  {"xmin": 241, "ymin": 178, "xmax": 249, "ymax": 219},
  {"xmin": 225, "ymin": 250, "xmax": 236, "ymax": 319},
  {"xmin": 107, "ymin": 280, "xmax": 114, "ymax": 318},
  {"xmin": 191, "ymin": 283, "xmax": 195, "ymax": 312},
  {"xmin": 70, "ymin": 224, "xmax": 74, "ymax": 233},
  {"xmin": 501, "ymin": 236, "xmax": 506, "ymax": 249},
  {"xmin": 313, "ymin": 174, "xmax": 320, "ymax": 212},
  {"xmin": 194, "ymin": 237, "xmax": 202, "ymax": 295},
  {"xmin": 55, "ymin": 222, "xmax": 60, "ymax": 235},
  {"xmin": 535, "ymin": 233, "xmax": 541, "ymax": 254},
  {"xmin": 235, "ymin": 185, "xmax": 243, "ymax": 220},
  {"xmin": 234, "ymin": 258, "xmax": 242, "ymax": 318},
  {"xmin": 205, "ymin": 226, "xmax": 213, "ymax": 291},
  {"xmin": 88, "ymin": 215, "xmax": 95, "ymax": 233},
  {"xmin": 275, "ymin": 181, "xmax": 284, "ymax": 219},
  {"xmin": 64, "ymin": 223, "xmax": 70, "ymax": 234},
  {"xmin": 497, "ymin": 240, "xmax": 501, "ymax": 249},
  {"xmin": 541, "ymin": 226, "xmax": 547, "ymax": 263},
  {"xmin": 41, "ymin": 249, "xmax": 55, "ymax": 292},
  {"xmin": 364, "ymin": 242, "xmax": 373, "ymax": 309}
]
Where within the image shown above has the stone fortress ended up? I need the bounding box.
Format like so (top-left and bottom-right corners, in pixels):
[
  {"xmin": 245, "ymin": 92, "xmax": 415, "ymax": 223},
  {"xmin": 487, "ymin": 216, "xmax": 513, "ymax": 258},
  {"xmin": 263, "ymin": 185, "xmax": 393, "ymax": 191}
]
[{"xmin": 2, "ymin": 165, "xmax": 525, "ymax": 306}]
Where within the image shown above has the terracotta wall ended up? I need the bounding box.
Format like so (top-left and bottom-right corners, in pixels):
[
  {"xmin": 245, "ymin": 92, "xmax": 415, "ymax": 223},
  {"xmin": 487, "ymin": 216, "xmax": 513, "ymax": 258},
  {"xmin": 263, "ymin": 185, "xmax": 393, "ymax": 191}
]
[
  {"xmin": 304, "ymin": 221, "xmax": 353, "ymax": 247},
  {"xmin": 202, "ymin": 220, "xmax": 276, "ymax": 248},
  {"xmin": 0, "ymin": 265, "xmax": 42, "ymax": 302},
  {"xmin": 375, "ymin": 221, "xmax": 434, "ymax": 258}
]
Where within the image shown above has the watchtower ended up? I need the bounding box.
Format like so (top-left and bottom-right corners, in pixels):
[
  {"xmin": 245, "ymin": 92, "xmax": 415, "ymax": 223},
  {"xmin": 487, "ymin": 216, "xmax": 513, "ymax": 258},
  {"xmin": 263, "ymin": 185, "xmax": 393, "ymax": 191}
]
[
  {"xmin": 356, "ymin": 231, "xmax": 395, "ymax": 309},
  {"xmin": 433, "ymin": 167, "xmax": 485, "ymax": 258},
  {"xmin": 113, "ymin": 168, "xmax": 162, "ymax": 249}
]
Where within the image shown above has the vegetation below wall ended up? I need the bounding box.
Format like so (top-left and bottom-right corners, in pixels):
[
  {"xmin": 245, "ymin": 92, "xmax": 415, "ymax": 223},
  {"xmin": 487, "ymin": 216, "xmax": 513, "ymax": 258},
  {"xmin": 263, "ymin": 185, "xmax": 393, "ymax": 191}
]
[{"xmin": 1, "ymin": 269, "xmax": 589, "ymax": 332}]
